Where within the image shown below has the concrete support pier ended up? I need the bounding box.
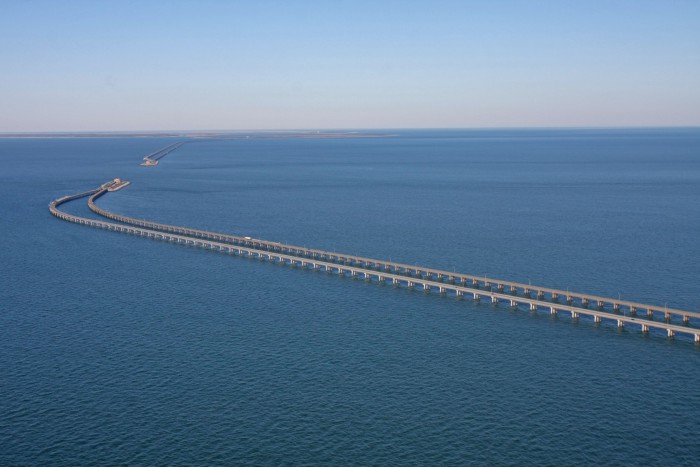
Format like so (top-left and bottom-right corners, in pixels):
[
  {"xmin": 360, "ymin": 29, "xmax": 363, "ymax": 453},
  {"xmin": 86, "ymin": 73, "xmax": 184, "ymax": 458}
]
[{"xmin": 48, "ymin": 180, "xmax": 700, "ymax": 347}]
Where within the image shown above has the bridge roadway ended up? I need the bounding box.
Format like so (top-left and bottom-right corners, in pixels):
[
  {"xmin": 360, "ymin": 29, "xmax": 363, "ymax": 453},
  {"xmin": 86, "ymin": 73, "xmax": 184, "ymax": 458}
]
[
  {"xmin": 141, "ymin": 141, "xmax": 187, "ymax": 165},
  {"xmin": 87, "ymin": 187, "xmax": 700, "ymax": 328},
  {"xmin": 48, "ymin": 185, "xmax": 700, "ymax": 343}
]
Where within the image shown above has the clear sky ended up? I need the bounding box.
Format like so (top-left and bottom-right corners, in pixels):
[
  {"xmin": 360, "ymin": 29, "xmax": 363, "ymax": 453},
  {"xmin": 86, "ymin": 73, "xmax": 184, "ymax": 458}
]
[{"xmin": 1, "ymin": 0, "xmax": 699, "ymax": 131}]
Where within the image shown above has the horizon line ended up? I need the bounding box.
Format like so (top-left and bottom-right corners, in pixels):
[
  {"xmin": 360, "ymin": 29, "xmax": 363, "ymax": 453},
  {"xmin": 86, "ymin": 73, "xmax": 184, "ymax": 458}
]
[{"xmin": 2, "ymin": 125, "xmax": 700, "ymax": 137}]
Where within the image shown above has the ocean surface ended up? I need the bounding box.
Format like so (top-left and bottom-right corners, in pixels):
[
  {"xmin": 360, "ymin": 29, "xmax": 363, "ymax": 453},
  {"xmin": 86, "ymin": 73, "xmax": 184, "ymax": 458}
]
[{"xmin": 1, "ymin": 129, "xmax": 699, "ymax": 465}]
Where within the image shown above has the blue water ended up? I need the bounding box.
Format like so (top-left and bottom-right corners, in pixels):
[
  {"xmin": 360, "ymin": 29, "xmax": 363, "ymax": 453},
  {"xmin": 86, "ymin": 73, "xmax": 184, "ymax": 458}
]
[{"xmin": 1, "ymin": 129, "xmax": 699, "ymax": 465}]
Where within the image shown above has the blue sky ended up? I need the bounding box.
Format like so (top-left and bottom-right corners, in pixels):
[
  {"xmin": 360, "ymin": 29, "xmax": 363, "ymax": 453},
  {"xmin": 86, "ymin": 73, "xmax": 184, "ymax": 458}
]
[{"xmin": 1, "ymin": 0, "xmax": 698, "ymax": 131}]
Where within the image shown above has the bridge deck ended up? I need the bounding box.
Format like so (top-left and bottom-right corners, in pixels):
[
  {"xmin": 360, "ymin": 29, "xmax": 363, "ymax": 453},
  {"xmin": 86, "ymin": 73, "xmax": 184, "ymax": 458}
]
[
  {"xmin": 141, "ymin": 141, "xmax": 187, "ymax": 166},
  {"xmin": 48, "ymin": 183, "xmax": 700, "ymax": 344},
  {"xmin": 86, "ymin": 188, "xmax": 700, "ymax": 324}
]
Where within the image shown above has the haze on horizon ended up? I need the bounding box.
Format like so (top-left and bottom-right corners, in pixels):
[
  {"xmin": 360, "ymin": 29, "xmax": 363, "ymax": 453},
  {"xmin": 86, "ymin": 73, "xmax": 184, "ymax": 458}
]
[{"xmin": 1, "ymin": 0, "xmax": 698, "ymax": 132}]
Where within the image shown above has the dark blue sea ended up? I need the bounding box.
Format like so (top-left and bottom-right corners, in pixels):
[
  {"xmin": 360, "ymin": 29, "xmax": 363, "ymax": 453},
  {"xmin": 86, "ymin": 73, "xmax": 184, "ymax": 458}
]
[{"xmin": 1, "ymin": 129, "xmax": 699, "ymax": 465}]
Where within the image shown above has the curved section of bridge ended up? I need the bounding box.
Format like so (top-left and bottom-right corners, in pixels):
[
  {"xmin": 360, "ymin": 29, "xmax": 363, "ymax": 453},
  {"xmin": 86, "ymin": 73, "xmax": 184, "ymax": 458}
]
[{"xmin": 49, "ymin": 181, "xmax": 700, "ymax": 344}]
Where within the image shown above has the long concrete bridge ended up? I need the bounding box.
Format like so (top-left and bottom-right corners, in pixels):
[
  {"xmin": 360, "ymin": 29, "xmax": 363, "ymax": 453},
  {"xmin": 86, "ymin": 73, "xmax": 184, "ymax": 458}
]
[
  {"xmin": 87, "ymin": 189, "xmax": 700, "ymax": 327},
  {"xmin": 138, "ymin": 133, "xmax": 389, "ymax": 166},
  {"xmin": 50, "ymin": 181, "xmax": 700, "ymax": 344},
  {"xmin": 141, "ymin": 141, "xmax": 187, "ymax": 166}
]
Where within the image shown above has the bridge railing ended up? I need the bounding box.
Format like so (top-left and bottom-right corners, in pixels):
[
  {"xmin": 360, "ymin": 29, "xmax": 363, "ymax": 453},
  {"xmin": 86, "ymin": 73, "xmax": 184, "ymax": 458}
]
[
  {"xmin": 48, "ymin": 188, "xmax": 700, "ymax": 344},
  {"xmin": 86, "ymin": 187, "xmax": 700, "ymax": 323}
]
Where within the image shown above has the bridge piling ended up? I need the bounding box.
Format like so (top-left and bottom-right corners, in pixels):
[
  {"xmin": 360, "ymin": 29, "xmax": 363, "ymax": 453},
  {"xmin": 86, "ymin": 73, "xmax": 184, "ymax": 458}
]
[{"xmin": 51, "ymin": 182, "xmax": 700, "ymax": 346}]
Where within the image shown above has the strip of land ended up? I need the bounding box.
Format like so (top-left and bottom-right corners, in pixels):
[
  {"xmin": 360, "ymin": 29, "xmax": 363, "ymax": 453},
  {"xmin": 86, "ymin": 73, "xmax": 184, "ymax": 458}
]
[{"xmin": 2, "ymin": 130, "xmax": 394, "ymax": 139}]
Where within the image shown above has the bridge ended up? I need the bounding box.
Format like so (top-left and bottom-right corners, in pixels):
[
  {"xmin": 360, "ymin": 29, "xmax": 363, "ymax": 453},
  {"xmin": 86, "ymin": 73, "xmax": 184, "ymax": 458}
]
[
  {"xmin": 50, "ymin": 181, "xmax": 700, "ymax": 344},
  {"xmin": 141, "ymin": 141, "xmax": 187, "ymax": 166},
  {"xmin": 138, "ymin": 133, "xmax": 390, "ymax": 166}
]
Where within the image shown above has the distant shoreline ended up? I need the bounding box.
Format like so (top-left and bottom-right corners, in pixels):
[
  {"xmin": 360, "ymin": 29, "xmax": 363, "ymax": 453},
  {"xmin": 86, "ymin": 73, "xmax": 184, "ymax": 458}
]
[
  {"xmin": 3, "ymin": 127, "xmax": 699, "ymax": 139},
  {"xmin": 0, "ymin": 131, "xmax": 396, "ymax": 139}
]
